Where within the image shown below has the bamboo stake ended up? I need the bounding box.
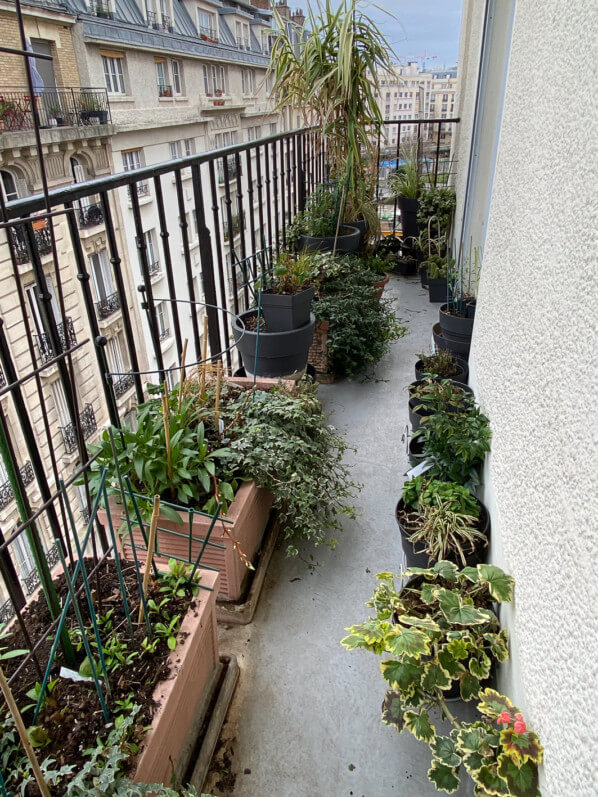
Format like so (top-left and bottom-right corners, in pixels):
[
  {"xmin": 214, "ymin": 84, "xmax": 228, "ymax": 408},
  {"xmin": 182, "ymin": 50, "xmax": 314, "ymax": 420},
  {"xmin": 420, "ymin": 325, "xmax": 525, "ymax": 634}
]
[
  {"xmin": 214, "ymin": 361, "xmax": 222, "ymax": 430},
  {"xmin": 161, "ymin": 383, "xmax": 172, "ymax": 483},
  {"xmin": 177, "ymin": 338, "xmax": 188, "ymax": 413},
  {"xmin": 0, "ymin": 664, "xmax": 50, "ymax": 797},
  {"xmin": 199, "ymin": 316, "xmax": 209, "ymax": 397},
  {"xmin": 138, "ymin": 495, "xmax": 160, "ymax": 625}
]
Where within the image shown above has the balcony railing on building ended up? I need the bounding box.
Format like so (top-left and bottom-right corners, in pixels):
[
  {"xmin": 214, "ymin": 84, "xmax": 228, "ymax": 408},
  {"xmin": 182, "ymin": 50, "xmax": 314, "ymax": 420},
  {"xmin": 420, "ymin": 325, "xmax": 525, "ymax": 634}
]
[
  {"xmin": 96, "ymin": 291, "xmax": 121, "ymax": 320},
  {"xmin": 0, "ymin": 88, "xmax": 111, "ymax": 132},
  {"xmin": 91, "ymin": 0, "xmax": 113, "ymax": 19},
  {"xmin": 34, "ymin": 317, "xmax": 77, "ymax": 365},
  {"xmin": 23, "ymin": 542, "xmax": 59, "ymax": 596},
  {"xmin": 59, "ymin": 403, "xmax": 97, "ymax": 454},
  {"xmin": 223, "ymin": 214, "xmax": 242, "ymax": 242},
  {"xmin": 218, "ymin": 155, "xmax": 240, "ymax": 184},
  {"xmin": 78, "ymin": 200, "xmax": 104, "ymax": 228},
  {"xmin": 0, "ymin": 461, "xmax": 34, "ymax": 511},
  {"xmin": 113, "ymin": 372, "xmax": 135, "ymax": 398},
  {"xmin": 148, "ymin": 260, "xmax": 161, "ymax": 278},
  {"xmin": 199, "ymin": 25, "xmax": 218, "ymax": 42},
  {"xmin": 10, "ymin": 224, "xmax": 52, "ymax": 265},
  {"xmin": 158, "ymin": 84, "xmax": 173, "ymax": 98}
]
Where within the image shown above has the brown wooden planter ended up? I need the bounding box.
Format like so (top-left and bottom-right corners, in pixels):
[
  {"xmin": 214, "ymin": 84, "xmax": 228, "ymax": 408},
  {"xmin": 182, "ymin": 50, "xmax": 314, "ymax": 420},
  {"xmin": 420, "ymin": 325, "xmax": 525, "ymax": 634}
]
[
  {"xmin": 308, "ymin": 319, "xmax": 333, "ymax": 381},
  {"xmin": 132, "ymin": 569, "xmax": 220, "ymax": 785},
  {"xmin": 105, "ymin": 480, "xmax": 272, "ymax": 601}
]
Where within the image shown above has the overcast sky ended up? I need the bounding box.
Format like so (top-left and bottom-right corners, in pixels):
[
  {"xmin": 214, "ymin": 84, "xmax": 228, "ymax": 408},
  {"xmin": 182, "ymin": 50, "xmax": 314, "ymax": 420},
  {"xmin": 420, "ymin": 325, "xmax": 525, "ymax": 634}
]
[{"xmin": 307, "ymin": 1, "xmax": 464, "ymax": 69}]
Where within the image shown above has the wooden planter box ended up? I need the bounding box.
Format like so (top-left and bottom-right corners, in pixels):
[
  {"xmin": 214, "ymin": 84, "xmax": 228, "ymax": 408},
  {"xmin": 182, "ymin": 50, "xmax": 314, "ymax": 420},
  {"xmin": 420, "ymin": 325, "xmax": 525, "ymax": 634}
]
[{"xmin": 133, "ymin": 569, "xmax": 220, "ymax": 785}]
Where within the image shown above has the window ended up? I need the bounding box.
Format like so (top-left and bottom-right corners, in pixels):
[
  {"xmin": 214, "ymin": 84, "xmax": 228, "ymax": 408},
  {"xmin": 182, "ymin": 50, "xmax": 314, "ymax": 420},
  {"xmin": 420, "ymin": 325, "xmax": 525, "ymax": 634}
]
[
  {"xmin": 203, "ymin": 65, "xmax": 212, "ymax": 95},
  {"xmin": 13, "ymin": 533, "xmax": 35, "ymax": 576},
  {"xmin": 235, "ymin": 21, "xmax": 250, "ymax": 49},
  {"xmin": 197, "ymin": 9, "xmax": 217, "ymax": 38},
  {"xmin": 169, "ymin": 140, "xmax": 181, "ymax": 159},
  {"xmin": 122, "ymin": 149, "xmax": 141, "ymax": 172},
  {"xmin": 156, "ymin": 301, "xmax": 170, "ymax": 339},
  {"xmin": 89, "ymin": 249, "xmax": 114, "ymax": 302},
  {"xmin": 241, "ymin": 69, "xmax": 255, "ymax": 95},
  {"xmin": 26, "ymin": 282, "xmax": 60, "ymax": 337},
  {"xmin": 183, "ymin": 138, "xmax": 194, "ymax": 156},
  {"xmin": 270, "ymin": 122, "xmax": 277, "ymax": 136},
  {"xmin": 51, "ymin": 380, "xmax": 71, "ymax": 427},
  {"xmin": 102, "ymin": 55, "xmax": 125, "ymax": 94},
  {"xmin": 203, "ymin": 64, "xmax": 226, "ymax": 95},
  {"xmin": 1, "ymin": 170, "xmax": 21, "ymax": 202},
  {"xmin": 144, "ymin": 230, "xmax": 157, "ymax": 267},
  {"xmin": 442, "ymin": 94, "xmax": 449, "ymax": 102},
  {"xmin": 171, "ymin": 60, "xmax": 182, "ymax": 94},
  {"xmin": 247, "ymin": 125, "xmax": 262, "ymax": 142},
  {"xmin": 106, "ymin": 334, "xmax": 125, "ymax": 374}
]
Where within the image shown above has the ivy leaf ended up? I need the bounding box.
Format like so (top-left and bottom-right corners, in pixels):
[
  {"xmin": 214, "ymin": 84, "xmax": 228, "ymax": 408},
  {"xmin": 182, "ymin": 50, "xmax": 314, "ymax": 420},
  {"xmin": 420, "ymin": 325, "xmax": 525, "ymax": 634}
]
[
  {"xmin": 433, "ymin": 560, "xmax": 459, "ymax": 582},
  {"xmin": 436, "ymin": 589, "xmax": 491, "ymax": 625},
  {"xmin": 431, "ymin": 735, "xmax": 461, "ymax": 768},
  {"xmin": 404, "ymin": 709, "xmax": 436, "ymax": 743},
  {"xmin": 380, "ymin": 658, "xmax": 420, "ymax": 692},
  {"xmin": 386, "ymin": 627, "xmax": 430, "ymax": 658},
  {"xmin": 497, "ymin": 756, "xmax": 541, "ymax": 797},
  {"xmin": 381, "ymin": 690, "xmax": 404, "ymax": 731},
  {"xmin": 460, "ymin": 672, "xmax": 481, "ymax": 701},
  {"xmin": 422, "ymin": 661, "xmax": 452, "ymax": 691},
  {"xmin": 421, "ymin": 583, "xmax": 437, "ymax": 604},
  {"xmin": 470, "ymin": 653, "xmax": 492, "ymax": 680},
  {"xmin": 477, "ymin": 564, "xmax": 514, "ymax": 603},
  {"xmin": 397, "ymin": 615, "xmax": 441, "ymax": 633},
  {"xmin": 427, "ymin": 760, "xmax": 460, "ymax": 793}
]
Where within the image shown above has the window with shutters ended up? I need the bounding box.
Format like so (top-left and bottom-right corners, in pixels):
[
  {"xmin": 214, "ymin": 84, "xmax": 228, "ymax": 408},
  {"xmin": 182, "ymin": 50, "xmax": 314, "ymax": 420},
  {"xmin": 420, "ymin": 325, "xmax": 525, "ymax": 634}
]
[
  {"xmin": 171, "ymin": 60, "xmax": 182, "ymax": 94},
  {"xmin": 102, "ymin": 55, "xmax": 125, "ymax": 94}
]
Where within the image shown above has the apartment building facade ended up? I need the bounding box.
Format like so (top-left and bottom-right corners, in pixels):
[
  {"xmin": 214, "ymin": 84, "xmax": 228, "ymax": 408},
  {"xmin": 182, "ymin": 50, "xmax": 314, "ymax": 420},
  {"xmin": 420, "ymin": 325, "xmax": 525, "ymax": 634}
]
[{"xmin": 0, "ymin": 0, "xmax": 298, "ymax": 609}]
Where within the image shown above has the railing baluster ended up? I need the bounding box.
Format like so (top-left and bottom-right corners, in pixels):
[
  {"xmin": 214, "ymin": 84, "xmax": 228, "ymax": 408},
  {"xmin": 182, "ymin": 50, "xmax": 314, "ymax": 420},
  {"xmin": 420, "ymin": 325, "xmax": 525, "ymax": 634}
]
[
  {"xmin": 233, "ymin": 152, "xmax": 249, "ymax": 310},
  {"xmin": 434, "ymin": 121, "xmax": 442, "ymax": 187},
  {"xmin": 264, "ymin": 143, "xmax": 273, "ymax": 255},
  {"xmin": 245, "ymin": 147, "xmax": 257, "ymax": 264},
  {"xmin": 272, "ymin": 141, "xmax": 280, "ymax": 257},
  {"xmin": 153, "ymin": 174, "xmax": 183, "ymax": 361},
  {"xmin": 208, "ymin": 161, "xmax": 232, "ymax": 371},
  {"xmin": 174, "ymin": 170, "xmax": 201, "ymax": 362}
]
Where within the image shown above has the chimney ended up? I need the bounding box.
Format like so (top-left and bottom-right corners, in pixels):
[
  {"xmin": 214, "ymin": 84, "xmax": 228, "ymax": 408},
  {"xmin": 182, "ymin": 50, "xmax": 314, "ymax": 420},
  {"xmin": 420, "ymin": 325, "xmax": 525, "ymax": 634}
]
[
  {"xmin": 250, "ymin": 0, "xmax": 269, "ymax": 8},
  {"xmin": 276, "ymin": 1, "xmax": 291, "ymax": 20},
  {"xmin": 291, "ymin": 8, "xmax": 305, "ymax": 26}
]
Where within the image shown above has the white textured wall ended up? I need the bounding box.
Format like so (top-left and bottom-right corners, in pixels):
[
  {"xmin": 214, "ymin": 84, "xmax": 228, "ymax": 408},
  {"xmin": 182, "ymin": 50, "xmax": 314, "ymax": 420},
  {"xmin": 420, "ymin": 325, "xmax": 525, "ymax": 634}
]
[{"xmin": 460, "ymin": 1, "xmax": 598, "ymax": 794}]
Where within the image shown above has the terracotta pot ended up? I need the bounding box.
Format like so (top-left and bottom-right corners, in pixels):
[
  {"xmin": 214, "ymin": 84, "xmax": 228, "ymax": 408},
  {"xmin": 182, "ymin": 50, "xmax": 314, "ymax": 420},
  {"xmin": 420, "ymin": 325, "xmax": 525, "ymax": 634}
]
[
  {"xmin": 132, "ymin": 570, "xmax": 220, "ymax": 785},
  {"xmin": 373, "ymin": 273, "xmax": 390, "ymax": 299},
  {"xmin": 106, "ymin": 481, "xmax": 272, "ymax": 602}
]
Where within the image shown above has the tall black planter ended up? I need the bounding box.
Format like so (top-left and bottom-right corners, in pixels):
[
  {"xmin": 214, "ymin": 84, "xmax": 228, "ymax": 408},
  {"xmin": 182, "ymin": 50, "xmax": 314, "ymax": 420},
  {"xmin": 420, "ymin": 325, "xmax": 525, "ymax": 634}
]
[
  {"xmin": 433, "ymin": 322, "xmax": 471, "ymax": 361},
  {"xmin": 397, "ymin": 196, "xmax": 419, "ymax": 242},
  {"xmin": 348, "ymin": 219, "xmax": 368, "ymax": 248},
  {"xmin": 439, "ymin": 304, "xmax": 475, "ymax": 343},
  {"xmin": 408, "ymin": 379, "xmax": 473, "ymax": 433},
  {"xmin": 428, "ymin": 277, "xmax": 449, "ymax": 303},
  {"xmin": 396, "ymin": 497, "xmax": 490, "ymax": 569},
  {"xmin": 298, "ymin": 225, "xmax": 360, "ymax": 253},
  {"xmin": 414, "ymin": 357, "xmax": 469, "ymax": 384},
  {"xmin": 232, "ymin": 311, "xmax": 315, "ymax": 378},
  {"xmin": 260, "ymin": 286, "xmax": 314, "ymax": 332},
  {"xmin": 419, "ymin": 265, "xmax": 429, "ymax": 288}
]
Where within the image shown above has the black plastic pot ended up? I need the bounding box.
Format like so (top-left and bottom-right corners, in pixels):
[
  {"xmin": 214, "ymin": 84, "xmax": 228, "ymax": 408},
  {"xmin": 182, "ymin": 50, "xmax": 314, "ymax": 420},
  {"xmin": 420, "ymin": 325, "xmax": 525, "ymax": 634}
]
[
  {"xmin": 375, "ymin": 235, "xmax": 402, "ymax": 255},
  {"xmin": 298, "ymin": 225, "xmax": 360, "ymax": 253},
  {"xmin": 408, "ymin": 379, "xmax": 473, "ymax": 433},
  {"xmin": 393, "ymin": 257, "xmax": 418, "ymax": 276},
  {"xmin": 348, "ymin": 218, "xmax": 368, "ymax": 248},
  {"xmin": 408, "ymin": 435, "xmax": 425, "ymax": 467},
  {"xmin": 433, "ymin": 322, "xmax": 471, "ymax": 361},
  {"xmin": 260, "ymin": 286, "xmax": 314, "ymax": 332},
  {"xmin": 428, "ymin": 277, "xmax": 448, "ymax": 303},
  {"xmin": 233, "ymin": 363, "xmax": 317, "ymax": 383},
  {"xmin": 396, "ymin": 497, "xmax": 490, "ymax": 569},
  {"xmin": 414, "ymin": 357, "xmax": 469, "ymax": 384},
  {"xmin": 439, "ymin": 304, "xmax": 475, "ymax": 343},
  {"xmin": 80, "ymin": 109, "xmax": 108, "ymax": 124},
  {"xmin": 466, "ymin": 299, "xmax": 477, "ymax": 319},
  {"xmin": 397, "ymin": 196, "xmax": 419, "ymax": 241},
  {"xmin": 232, "ymin": 311, "xmax": 315, "ymax": 378},
  {"xmin": 419, "ymin": 265, "xmax": 428, "ymax": 288}
]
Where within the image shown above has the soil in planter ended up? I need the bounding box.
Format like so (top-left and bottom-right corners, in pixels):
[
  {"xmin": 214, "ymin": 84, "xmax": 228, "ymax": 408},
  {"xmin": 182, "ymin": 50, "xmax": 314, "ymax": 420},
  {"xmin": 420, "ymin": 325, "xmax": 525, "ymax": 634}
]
[{"xmin": 1, "ymin": 557, "xmax": 199, "ymax": 795}]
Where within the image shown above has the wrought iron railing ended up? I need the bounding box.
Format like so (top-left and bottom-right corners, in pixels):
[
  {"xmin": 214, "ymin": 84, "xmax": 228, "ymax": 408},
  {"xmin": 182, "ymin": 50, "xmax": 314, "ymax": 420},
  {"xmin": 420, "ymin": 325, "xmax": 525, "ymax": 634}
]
[
  {"xmin": 10, "ymin": 224, "xmax": 52, "ymax": 264},
  {"xmin": 59, "ymin": 403, "xmax": 97, "ymax": 454},
  {"xmin": 148, "ymin": 260, "xmax": 161, "ymax": 277},
  {"xmin": 78, "ymin": 201, "xmax": 104, "ymax": 228},
  {"xmin": 0, "ymin": 87, "xmax": 111, "ymax": 131},
  {"xmin": 199, "ymin": 25, "xmax": 218, "ymax": 42},
  {"xmin": 23, "ymin": 542, "xmax": 59, "ymax": 596},
  {"xmin": 113, "ymin": 372, "xmax": 135, "ymax": 398},
  {"xmin": 218, "ymin": 154, "xmax": 240, "ymax": 184},
  {"xmin": 0, "ymin": 367, "xmax": 5, "ymax": 388},
  {"xmin": 158, "ymin": 327, "xmax": 170, "ymax": 341},
  {"xmin": 158, "ymin": 84, "xmax": 173, "ymax": 98},
  {"xmin": 34, "ymin": 317, "xmax": 77, "ymax": 365},
  {"xmin": 96, "ymin": 290, "xmax": 121, "ymax": 319},
  {"xmin": 91, "ymin": 0, "xmax": 113, "ymax": 18},
  {"xmin": 0, "ymin": 461, "xmax": 35, "ymax": 511}
]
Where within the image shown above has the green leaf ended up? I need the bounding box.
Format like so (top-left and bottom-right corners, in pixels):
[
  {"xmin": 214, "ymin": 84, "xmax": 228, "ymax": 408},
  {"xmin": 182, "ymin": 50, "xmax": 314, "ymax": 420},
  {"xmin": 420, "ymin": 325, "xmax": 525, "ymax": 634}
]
[
  {"xmin": 198, "ymin": 470, "xmax": 211, "ymax": 493},
  {"xmin": 160, "ymin": 504, "xmax": 183, "ymax": 524},
  {"xmin": 428, "ymin": 760, "xmax": 460, "ymax": 793},
  {"xmin": 397, "ymin": 614, "xmax": 441, "ymax": 633},
  {"xmin": 437, "ymin": 646, "xmax": 463, "ymax": 677},
  {"xmin": 380, "ymin": 658, "xmax": 420, "ymax": 692},
  {"xmin": 446, "ymin": 637, "xmax": 470, "ymax": 660},
  {"xmin": 219, "ymin": 481, "xmax": 235, "ymax": 502},
  {"xmin": 500, "ymin": 729, "xmax": 543, "ymax": 766},
  {"xmin": 421, "ymin": 583, "xmax": 437, "ymax": 604},
  {"xmin": 497, "ymin": 756, "xmax": 540, "ymax": 797},
  {"xmin": 386, "ymin": 627, "xmax": 430, "ymax": 658},
  {"xmin": 484, "ymin": 630, "xmax": 510, "ymax": 663},
  {"xmin": 474, "ymin": 764, "xmax": 510, "ymax": 795},
  {"xmin": 433, "ymin": 560, "xmax": 459, "ymax": 582},
  {"xmin": 477, "ymin": 689, "xmax": 516, "ymax": 720},
  {"xmin": 460, "ymin": 565, "xmax": 480, "ymax": 583},
  {"xmin": 167, "ymin": 636, "xmax": 176, "ymax": 650},
  {"xmin": 380, "ymin": 690, "xmax": 404, "ymax": 731},
  {"xmin": 460, "ymin": 672, "xmax": 481, "ymax": 701},
  {"xmin": 470, "ymin": 653, "xmax": 492, "ymax": 680},
  {"xmin": 432, "ymin": 735, "xmax": 461, "ymax": 768},
  {"xmin": 404, "ymin": 709, "xmax": 436, "ymax": 743},
  {"xmin": 422, "ymin": 661, "xmax": 452, "ymax": 691},
  {"xmin": 436, "ymin": 589, "xmax": 493, "ymax": 625},
  {"xmin": 477, "ymin": 564, "xmax": 514, "ymax": 603}
]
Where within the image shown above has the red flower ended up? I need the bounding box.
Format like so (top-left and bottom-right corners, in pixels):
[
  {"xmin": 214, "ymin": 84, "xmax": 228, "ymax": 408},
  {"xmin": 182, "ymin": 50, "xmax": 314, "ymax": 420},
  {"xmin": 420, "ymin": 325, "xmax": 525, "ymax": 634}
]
[{"xmin": 514, "ymin": 720, "xmax": 527, "ymax": 734}]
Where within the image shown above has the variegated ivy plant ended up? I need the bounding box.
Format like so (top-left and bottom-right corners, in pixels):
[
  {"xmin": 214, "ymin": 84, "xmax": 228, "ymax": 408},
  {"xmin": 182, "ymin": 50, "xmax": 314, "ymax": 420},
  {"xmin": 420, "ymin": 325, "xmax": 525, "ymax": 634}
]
[{"xmin": 342, "ymin": 562, "xmax": 543, "ymax": 795}]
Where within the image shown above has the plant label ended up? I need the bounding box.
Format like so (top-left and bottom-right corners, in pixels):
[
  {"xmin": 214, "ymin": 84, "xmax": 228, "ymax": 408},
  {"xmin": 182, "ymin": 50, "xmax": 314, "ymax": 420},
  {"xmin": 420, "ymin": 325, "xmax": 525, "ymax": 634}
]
[{"xmin": 405, "ymin": 460, "xmax": 433, "ymax": 480}]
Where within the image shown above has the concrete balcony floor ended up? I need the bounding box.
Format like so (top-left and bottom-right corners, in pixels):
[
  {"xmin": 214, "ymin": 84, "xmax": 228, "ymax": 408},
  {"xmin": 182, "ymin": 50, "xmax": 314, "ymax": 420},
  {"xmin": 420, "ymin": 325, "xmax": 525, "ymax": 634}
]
[{"xmin": 209, "ymin": 274, "xmax": 475, "ymax": 797}]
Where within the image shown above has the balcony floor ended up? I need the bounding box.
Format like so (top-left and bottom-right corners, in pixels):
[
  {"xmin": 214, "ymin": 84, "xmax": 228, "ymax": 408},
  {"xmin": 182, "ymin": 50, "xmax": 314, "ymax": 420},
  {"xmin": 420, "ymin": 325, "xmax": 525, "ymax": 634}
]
[{"xmin": 208, "ymin": 275, "xmax": 475, "ymax": 796}]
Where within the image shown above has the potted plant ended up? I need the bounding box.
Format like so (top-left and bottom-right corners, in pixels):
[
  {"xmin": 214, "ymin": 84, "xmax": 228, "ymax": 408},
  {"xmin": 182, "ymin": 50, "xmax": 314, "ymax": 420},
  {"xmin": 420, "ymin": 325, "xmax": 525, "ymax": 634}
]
[
  {"xmin": 357, "ymin": 250, "xmax": 394, "ymax": 298},
  {"xmin": 287, "ymin": 185, "xmax": 361, "ymax": 254},
  {"xmin": 342, "ymin": 560, "xmax": 513, "ymax": 706},
  {"xmin": 0, "ymin": 97, "xmax": 17, "ymax": 130},
  {"xmin": 259, "ymin": 251, "xmax": 316, "ymax": 331},
  {"xmin": 48, "ymin": 102, "xmax": 66, "ymax": 126},
  {"xmin": 408, "ymin": 378, "xmax": 473, "ymax": 433},
  {"xmin": 439, "ymin": 247, "xmax": 481, "ymax": 345},
  {"xmin": 232, "ymin": 309, "xmax": 315, "ymax": 379},
  {"xmin": 415, "ymin": 401, "xmax": 492, "ymax": 489},
  {"xmin": 389, "ymin": 151, "xmax": 422, "ymax": 242},
  {"xmin": 80, "ymin": 93, "xmax": 108, "ymax": 124},
  {"xmin": 396, "ymin": 476, "xmax": 490, "ymax": 567},
  {"xmin": 415, "ymin": 348, "xmax": 468, "ymax": 383}
]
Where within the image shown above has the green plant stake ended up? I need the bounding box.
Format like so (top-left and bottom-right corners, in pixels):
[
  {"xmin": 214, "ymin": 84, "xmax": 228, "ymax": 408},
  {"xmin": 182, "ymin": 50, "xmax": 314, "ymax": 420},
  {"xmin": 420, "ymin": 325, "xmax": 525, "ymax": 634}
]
[
  {"xmin": 124, "ymin": 475, "xmax": 159, "ymax": 581},
  {"xmin": 189, "ymin": 502, "xmax": 222, "ymax": 583},
  {"xmin": 0, "ymin": 423, "xmax": 74, "ymax": 666},
  {"xmin": 54, "ymin": 539, "xmax": 110, "ymax": 722},
  {"xmin": 100, "ymin": 481, "xmax": 133, "ymax": 640}
]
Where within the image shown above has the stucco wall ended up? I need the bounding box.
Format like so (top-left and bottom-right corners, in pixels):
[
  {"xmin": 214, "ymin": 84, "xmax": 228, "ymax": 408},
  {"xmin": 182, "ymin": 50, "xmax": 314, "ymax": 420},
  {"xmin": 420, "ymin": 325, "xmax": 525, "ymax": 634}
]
[{"xmin": 460, "ymin": 1, "xmax": 598, "ymax": 793}]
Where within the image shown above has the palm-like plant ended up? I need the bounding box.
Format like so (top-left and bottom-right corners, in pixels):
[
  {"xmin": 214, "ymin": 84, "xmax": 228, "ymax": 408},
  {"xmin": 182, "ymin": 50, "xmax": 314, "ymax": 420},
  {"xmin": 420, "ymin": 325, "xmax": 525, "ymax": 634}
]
[{"xmin": 270, "ymin": 0, "xmax": 394, "ymax": 223}]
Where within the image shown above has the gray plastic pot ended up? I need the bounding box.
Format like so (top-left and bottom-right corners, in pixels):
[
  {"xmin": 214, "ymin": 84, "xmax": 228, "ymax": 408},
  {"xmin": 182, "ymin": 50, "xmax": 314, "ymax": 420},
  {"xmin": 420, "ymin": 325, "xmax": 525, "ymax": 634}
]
[
  {"xmin": 408, "ymin": 379, "xmax": 474, "ymax": 433},
  {"xmin": 433, "ymin": 322, "xmax": 471, "ymax": 360},
  {"xmin": 298, "ymin": 225, "xmax": 360, "ymax": 253},
  {"xmin": 232, "ymin": 311, "xmax": 315, "ymax": 378},
  {"xmin": 414, "ymin": 357, "xmax": 469, "ymax": 384},
  {"xmin": 260, "ymin": 286, "xmax": 314, "ymax": 332},
  {"xmin": 439, "ymin": 303, "xmax": 475, "ymax": 342}
]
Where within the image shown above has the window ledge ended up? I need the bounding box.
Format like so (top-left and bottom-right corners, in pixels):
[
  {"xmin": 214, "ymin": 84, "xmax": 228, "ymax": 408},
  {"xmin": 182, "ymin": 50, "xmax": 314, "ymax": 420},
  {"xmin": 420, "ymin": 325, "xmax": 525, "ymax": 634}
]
[{"xmin": 107, "ymin": 95, "xmax": 133, "ymax": 103}]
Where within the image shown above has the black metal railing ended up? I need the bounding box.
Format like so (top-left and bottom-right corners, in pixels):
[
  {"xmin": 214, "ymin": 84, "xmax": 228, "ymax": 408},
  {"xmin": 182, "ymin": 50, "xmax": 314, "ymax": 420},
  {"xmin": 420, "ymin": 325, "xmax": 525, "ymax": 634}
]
[
  {"xmin": 0, "ymin": 367, "xmax": 5, "ymax": 388},
  {"xmin": 34, "ymin": 317, "xmax": 77, "ymax": 365},
  {"xmin": 59, "ymin": 403, "xmax": 97, "ymax": 454},
  {"xmin": 158, "ymin": 84, "xmax": 173, "ymax": 98},
  {"xmin": 78, "ymin": 201, "xmax": 104, "ymax": 228},
  {"xmin": 91, "ymin": 0, "xmax": 113, "ymax": 18},
  {"xmin": 199, "ymin": 25, "xmax": 218, "ymax": 42},
  {"xmin": 0, "ymin": 87, "xmax": 111, "ymax": 131},
  {"xmin": 148, "ymin": 260, "xmax": 161, "ymax": 277},
  {"xmin": 161, "ymin": 13, "xmax": 172, "ymax": 31},
  {"xmin": 0, "ymin": 461, "xmax": 35, "ymax": 511},
  {"xmin": 10, "ymin": 224, "xmax": 52, "ymax": 264},
  {"xmin": 95, "ymin": 290, "xmax": 121, "ymax": 319},
  {"xmin": 158, "ymin": 327, "xmax": 170, "ymax": 341},
  {"xmin": 23, "ymin": 543, "xmax": 59, "ymax": 596},
  {"xmin": 218, "ymin": 154, "xmax": 240, "ymax": 184},
  {"xmin": 113, "ymin": 372, "xmax": 135, "ymax": 398}
]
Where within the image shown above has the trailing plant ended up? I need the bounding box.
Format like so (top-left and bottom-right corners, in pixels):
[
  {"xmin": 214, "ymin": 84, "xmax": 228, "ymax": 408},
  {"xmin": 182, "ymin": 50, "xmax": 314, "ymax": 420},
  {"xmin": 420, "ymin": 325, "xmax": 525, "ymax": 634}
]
[
  {"xmin": 341, "ymin": 563, "xmax": 539, "ymax": 795},
  {"xmin": 221, "ymin": 380, "xmax": 358, "ymax": 555},
  {"xmin": 402, "ymin": 476, "xmax": 479, "ymax": 518},
  {"xmin": 314, "ymin": 263, "xmax": 406, "ymax": 377},
  {"xmin": 417, "ymin": 349, "xmax": 463, "ymax": 379},
  {"xmin": 416, "ymin": 404, "xmax": 492, "ymax": 489},
  {"xmin": 417, "ymin": 187, "xmax": 456, "ymax": 239},
  {"xmin": 284, "ymin": 184, "xmax": 342, "ymax": 245},
  {"xmin": 398, "ymin": 500, "xmax": 485, "ymax": 566}
]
